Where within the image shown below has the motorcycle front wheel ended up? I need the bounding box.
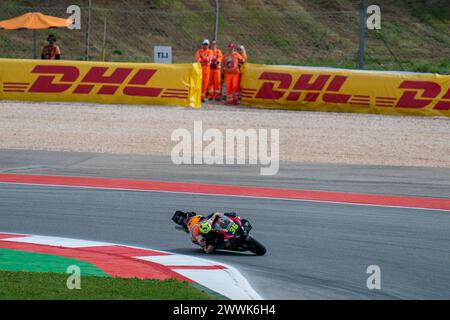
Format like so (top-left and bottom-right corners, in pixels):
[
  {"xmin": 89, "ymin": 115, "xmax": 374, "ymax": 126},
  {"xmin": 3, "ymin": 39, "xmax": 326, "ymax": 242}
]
[{"xmin": 244, "ymin": 236, "xmax": 266, "ymax": 256}]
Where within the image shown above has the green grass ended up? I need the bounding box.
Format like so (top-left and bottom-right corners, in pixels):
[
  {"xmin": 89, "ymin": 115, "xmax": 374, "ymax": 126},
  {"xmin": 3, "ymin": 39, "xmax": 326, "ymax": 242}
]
[
  {"xmin": 0, "ymin": 270, "xmax": 213, "ymax": 300},
  {"xmin": 411, "ymin": 1, "xmax": 450, "ymax": 22}
]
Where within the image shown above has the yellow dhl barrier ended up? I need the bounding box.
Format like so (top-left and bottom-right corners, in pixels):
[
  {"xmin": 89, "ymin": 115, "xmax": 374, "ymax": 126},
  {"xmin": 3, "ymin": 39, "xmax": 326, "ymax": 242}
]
[
  {"xmin": 0, "ymin": 59, "xmax": 202, "ymax": 108},
  {"xmin": 240, "ymin": 63, "xmax": 450, "ymax": 117}
]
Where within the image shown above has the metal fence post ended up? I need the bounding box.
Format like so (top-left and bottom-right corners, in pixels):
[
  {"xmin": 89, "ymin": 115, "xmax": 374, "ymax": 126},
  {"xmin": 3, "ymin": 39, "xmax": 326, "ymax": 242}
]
[
  {"xmin": 85, "ymin": 0, "xmax": 92, "ymax": 61},
  {"xmin": 214, "ymin": 0, "xmax": 220, "ymax": 40},
  {"xmin": 358, "ymin": 0, "xmax": 365, "ymax": 69},
  {"xmin": 32, "ymin": 30, "xmax": 37, "ymax": 59},
  {"xmin": 102, "ymin": 16, "xmax": 107, "ymax": 61}
]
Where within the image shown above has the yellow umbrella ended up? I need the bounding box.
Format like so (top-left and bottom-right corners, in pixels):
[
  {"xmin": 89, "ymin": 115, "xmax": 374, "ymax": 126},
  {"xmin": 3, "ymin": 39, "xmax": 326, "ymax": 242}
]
[{"xmin": 0, "ymin": 12, "xmax": 71, "ymax": 59}]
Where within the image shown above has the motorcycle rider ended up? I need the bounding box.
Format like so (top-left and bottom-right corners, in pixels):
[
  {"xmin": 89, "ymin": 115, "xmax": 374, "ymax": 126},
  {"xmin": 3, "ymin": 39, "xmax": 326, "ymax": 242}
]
[
  {"xmin": 186, "ymin": 211, "xmax": 237, "ymax": 253},
  {"xmin": 173, "ymin": 210, "xmax": 266, "ymax": 256}
]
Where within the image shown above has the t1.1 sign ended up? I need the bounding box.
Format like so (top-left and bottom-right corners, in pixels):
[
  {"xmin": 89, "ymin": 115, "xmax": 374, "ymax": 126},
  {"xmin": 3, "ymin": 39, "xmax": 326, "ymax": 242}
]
[{"xmin": 154, "ymin": 46, "xmax": 172, "ymax": 64}]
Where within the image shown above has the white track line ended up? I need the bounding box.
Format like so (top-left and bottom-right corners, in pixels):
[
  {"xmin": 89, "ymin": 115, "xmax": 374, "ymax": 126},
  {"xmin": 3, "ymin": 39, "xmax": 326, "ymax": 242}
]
[{"xmin": 6, "ymin": 235, "xmax": 115, "ymax": 248}]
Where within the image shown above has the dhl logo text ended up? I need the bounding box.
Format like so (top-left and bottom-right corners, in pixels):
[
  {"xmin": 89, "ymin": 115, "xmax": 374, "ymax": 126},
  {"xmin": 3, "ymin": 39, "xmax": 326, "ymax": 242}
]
[
  {"xmin": 2, "ymin": 65, "xmax": 189, "ymax": 99},
  {"xmin": 241, "ymin": 72, "xmax": 450, "ymax": 110}
]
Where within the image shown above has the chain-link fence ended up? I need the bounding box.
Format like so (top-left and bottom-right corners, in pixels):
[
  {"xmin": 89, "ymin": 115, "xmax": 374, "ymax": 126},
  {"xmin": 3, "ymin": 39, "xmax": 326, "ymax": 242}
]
[
  {"xmin": 0, "ymin": 2, "xmax": 217, "ymax": 62},
  {"xmin": 0, "ymin": 1, "xmax": 448, "ymax": 73}
]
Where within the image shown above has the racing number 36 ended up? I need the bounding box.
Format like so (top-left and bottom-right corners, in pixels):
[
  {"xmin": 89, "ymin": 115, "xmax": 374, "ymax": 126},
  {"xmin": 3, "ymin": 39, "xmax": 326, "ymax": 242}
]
[{"xmin": 229, "ymin": 223, "xmax": 239, "ymax": 234}]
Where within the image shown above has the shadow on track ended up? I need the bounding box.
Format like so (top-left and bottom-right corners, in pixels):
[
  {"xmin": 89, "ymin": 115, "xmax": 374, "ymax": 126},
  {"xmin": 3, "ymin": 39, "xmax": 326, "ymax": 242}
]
[{"xmin": 169, "ymin": 247, "xmax": 259, "ymax": 257}]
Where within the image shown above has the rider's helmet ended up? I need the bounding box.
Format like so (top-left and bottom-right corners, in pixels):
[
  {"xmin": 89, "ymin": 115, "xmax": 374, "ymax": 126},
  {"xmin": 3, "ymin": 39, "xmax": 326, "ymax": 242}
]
[{"xmin": 199, "ymin": 220, "xmax": 212, "ymax": 235}]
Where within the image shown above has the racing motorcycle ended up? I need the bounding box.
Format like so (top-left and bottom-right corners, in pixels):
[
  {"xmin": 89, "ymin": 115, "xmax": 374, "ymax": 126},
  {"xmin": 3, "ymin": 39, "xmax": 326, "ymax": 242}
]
[{"xmin": 172, "ymin": 211, "xmax": 267, "ymax": 256}]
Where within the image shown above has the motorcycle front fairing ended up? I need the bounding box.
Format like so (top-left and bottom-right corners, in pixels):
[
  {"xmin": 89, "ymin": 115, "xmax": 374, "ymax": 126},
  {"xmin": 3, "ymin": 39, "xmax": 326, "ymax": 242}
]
[{"xmin": 211, "ymin": 217, "xmax": 249, "ymax": 251}]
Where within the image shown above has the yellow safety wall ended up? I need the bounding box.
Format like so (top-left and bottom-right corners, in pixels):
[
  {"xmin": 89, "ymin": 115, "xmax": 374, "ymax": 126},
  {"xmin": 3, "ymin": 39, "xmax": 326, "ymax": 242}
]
[
  {"xmin": 240, "ymin": 63, "xmax": 450, "ymax": 117},
  {"xmin": 0, "ymin": 59, "xmax": 202, "ymax": 108}
]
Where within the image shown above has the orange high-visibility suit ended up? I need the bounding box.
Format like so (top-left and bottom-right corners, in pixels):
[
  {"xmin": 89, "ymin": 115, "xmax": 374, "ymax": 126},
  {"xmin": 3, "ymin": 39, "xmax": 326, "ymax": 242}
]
[
  {"xmin": 222, "ymin": 51, "xmax": 244, "ymax": 105},
  {"xmin": 208, "ymin": 47, "xmax": 223, "ymax": 99},
  {"xmin": 195, "ymin": 48, "xmax": 213, "ymax": 101}
]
